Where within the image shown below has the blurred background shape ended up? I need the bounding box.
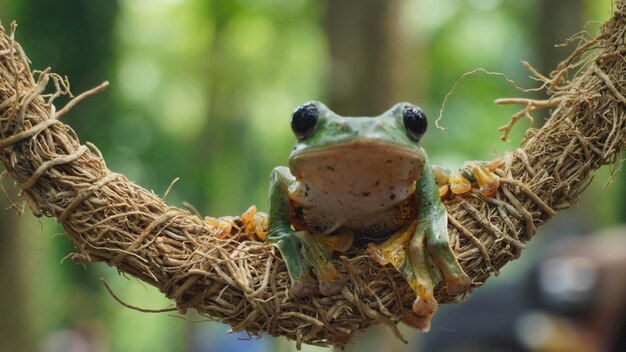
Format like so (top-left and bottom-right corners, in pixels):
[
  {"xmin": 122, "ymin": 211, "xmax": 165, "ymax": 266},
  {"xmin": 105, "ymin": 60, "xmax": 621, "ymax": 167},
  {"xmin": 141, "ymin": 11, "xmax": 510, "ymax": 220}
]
[
  {"xmin": 0, "ymin": 0, "xmax": 622, "ymax": 351},
  {"xmin": 423, "ymin": 227, "xmax": 626, "ymax": 352}
]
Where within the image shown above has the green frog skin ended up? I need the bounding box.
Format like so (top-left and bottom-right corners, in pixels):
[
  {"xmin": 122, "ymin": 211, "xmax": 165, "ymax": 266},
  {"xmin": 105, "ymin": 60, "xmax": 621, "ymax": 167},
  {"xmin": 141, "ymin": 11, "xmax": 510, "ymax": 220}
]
[{"xmin": 266, "ymin": 101, "xmax": 471, "ymax": 330}]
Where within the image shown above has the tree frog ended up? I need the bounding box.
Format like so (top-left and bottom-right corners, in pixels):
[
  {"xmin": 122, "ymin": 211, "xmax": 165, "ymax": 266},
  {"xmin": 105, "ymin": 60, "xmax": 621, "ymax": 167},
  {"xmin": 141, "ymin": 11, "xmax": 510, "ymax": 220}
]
[{"xmin": 267, "ymin": 101, "xmax": 472, "ymax": 330}]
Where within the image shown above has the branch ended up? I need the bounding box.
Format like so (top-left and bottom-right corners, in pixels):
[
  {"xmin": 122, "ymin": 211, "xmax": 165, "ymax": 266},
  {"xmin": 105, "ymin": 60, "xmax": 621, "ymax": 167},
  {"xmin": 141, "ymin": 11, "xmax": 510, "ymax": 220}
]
[{"xmin": 1, "ymin": 4, "xmax": 626, "ymax": 348}]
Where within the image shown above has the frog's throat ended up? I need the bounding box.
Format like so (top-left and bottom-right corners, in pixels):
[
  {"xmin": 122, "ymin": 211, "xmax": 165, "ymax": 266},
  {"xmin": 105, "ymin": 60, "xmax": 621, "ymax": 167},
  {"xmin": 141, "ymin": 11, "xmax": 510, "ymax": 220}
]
[{"xmin": 289, "ymin": 141, "xmax": 425, "ymax": 175}]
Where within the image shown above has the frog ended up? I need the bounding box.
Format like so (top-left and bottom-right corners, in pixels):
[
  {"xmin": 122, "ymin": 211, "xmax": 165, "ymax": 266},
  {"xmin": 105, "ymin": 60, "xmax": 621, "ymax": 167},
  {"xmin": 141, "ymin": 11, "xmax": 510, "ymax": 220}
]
[{"xmin": 266, "ymin": 101, "xmax": 473, "ymax": 330}]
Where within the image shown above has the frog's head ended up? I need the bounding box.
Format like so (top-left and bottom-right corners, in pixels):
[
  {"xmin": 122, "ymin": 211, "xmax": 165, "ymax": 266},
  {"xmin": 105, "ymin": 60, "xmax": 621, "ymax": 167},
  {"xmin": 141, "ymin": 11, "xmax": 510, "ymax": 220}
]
[{"xmin": 288, "ymin": 101, "xmax": 428, "ymax": 187}]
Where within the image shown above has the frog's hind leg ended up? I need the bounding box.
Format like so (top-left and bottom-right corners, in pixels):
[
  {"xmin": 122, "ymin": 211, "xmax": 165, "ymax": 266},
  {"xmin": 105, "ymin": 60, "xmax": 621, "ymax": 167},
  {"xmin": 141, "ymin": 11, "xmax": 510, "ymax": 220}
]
[{"xmin": 367, "ymin": 222, "xmax": 437, "ymax": 331}]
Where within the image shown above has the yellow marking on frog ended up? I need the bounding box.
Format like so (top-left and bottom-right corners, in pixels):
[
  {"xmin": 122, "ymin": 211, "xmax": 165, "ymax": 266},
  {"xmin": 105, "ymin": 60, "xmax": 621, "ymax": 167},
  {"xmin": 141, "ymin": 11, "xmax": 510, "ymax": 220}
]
[
  {"xmin": 485, "ymin": 157, "xmax": 504, "ymax": 171},
  {"xmin": 366, "ymin": 219, "xmax": 439, "ymax": 331},
  {"xmin": 449, "ymin": 170, "xmax": 472, "ymax": 194},
  {"xmin": 317, "ymin": 229, "xmax": 354, "ymax": 253},
  {"xmin": 443, "ymin": 158, "xmax": 503, "ymax": 197},
  {"xmin": 432, "ymin": 164, "xmax": 450, "ymax": 185},
  {"xmin": 438, "ymin": 184, "xmax": 449, "ymax": 198},
  {"xmin": 317, "ymin": 268, "xmax": 339, "ymax": 282},
  {"xmin": 205, "ymin": 206, "xmax": 269, "ymax": 241},
  {"xmin": 367, "ymin": 221, "xmax": 417, "ymax": 267},
  {"xmin": 472, "ymin": 163, "xmax": 500, "ymax": 197}
]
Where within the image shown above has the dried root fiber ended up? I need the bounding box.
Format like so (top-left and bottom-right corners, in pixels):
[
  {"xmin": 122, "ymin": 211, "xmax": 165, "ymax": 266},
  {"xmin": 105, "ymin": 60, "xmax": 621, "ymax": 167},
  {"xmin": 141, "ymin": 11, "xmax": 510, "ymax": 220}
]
[{"xmin": 1, "ymin": 3, "xmax": 626, "ymax": 349}]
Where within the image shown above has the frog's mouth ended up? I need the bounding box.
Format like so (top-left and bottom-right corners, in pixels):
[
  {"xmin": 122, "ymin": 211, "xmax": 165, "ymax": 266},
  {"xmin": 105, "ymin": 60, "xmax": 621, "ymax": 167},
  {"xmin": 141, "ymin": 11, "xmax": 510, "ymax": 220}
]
[{"xmin": 289, "ymin": 141, "xmax": 425, "ymax": 188}]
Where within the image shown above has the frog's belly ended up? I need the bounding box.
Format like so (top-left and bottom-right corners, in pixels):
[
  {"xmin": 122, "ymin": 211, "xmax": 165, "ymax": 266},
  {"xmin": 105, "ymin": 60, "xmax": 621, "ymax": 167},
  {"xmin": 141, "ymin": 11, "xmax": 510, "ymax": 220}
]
[
  {"xmin": 294, "ymin": 184, "xmax": 416, "ymax": 236},
  {"xmin": 299, "ymin": 191, "xmax": 418, "ymax": 241},
  {"xmin": 288, "ymin": 142, "xmax": 423, "ymax": 238}
]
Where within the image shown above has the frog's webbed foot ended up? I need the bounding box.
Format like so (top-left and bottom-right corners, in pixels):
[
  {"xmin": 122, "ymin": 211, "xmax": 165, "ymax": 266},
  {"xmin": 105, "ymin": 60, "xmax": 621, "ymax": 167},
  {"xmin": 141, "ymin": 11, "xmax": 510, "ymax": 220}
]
[
  {"xmin": 402, "ymin": 297, "xmax": 438, "ymax": 331},
  {"xmin": 367, "ymin": 223, "xmax": 439, "ymax": 331},
  {"xmin": 291, "ymin": 275, "xmax": 319, "ymax": 297},
  {"xmin": 318, "ymin": 273, "xmax": 345, "ymax": 296},
  {"xmin": 269, "ymin": 232, "xmax": 318, "ymax": 296},
  {"xmin": 441, "ymin": 158, "xmax": 502, "ymax": 197},
  {"xmin": 443, "ymin": 272, "xmax": 472, "ymax": 296},
  {"xmin": 368, "ymin": 215, "xmax": 471, "ymax": 331},
  {"xmin": 311, "ymin": 230, "xmax": 353, "ymax": 295},
  {"xmin": 270, "ymin": 229, "xmax": 348, "ymax": 297},
  {"xmin": 467, "ymin": 161, "xmax": 501, "ymax": 197},
  {"xmin": 426, "ymin": 214, "xmax": 472, "ymax": 297},
  {"xmin": 296, "ymin": 230, "xmax": 348, "ymax": 296},
  {"xmin": 449, "ymin": 170, "xmax": 472, "ymax": 195}
]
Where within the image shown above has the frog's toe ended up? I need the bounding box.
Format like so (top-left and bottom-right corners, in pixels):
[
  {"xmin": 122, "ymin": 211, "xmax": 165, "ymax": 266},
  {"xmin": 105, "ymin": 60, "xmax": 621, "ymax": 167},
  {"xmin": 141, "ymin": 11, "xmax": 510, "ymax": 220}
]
[
  {"xmin": 402, "ymin": 312, "xmax": 430, "ymax": 331},
  {"xmin": 412, "ymin": 295, "xmax": 438, "ymax": 317},
  {"xmin": 449, "ymin": 170, "xmax": 472, "ymax": 195},
  {"xmin": 330, "ymin": 332, "xmax": 354, "ymax": 346},
  {"xmin": 473, "ymin": 164, "xmax": 500, "ymax": 197},
  {"xmin": 291, "ymin": 276, "xmax": 319, "ymax": 297},
  {"xmin": 318, "ymin": 273, "xmax": 345, "ymax": 296},
  {"xmin": 403, "ymin": 297, "xmax": 438, "ymax": 331},
  {"xmin": 445, "ymin": 273, "xmax": 472, "ymax": 296}
]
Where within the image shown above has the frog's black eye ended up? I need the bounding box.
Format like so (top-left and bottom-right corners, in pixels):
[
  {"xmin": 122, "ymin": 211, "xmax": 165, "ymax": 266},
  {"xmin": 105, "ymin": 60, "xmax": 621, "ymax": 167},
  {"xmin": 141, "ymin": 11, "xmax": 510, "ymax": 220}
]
[
  {"xmin": 291, "ymin": 103, "xmax": 319, "ymax": 140},
  {"xmin": 403, "ymin": 105, "xmax": 427, "ymax": 142}
]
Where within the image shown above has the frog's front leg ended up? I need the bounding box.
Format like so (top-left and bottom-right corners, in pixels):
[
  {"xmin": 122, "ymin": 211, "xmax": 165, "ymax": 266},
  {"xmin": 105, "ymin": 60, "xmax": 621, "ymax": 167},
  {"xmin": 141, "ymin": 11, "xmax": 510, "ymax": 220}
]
[{"xmin": 266, "ymin": 166, "xmax": 343, "ymax": 296}]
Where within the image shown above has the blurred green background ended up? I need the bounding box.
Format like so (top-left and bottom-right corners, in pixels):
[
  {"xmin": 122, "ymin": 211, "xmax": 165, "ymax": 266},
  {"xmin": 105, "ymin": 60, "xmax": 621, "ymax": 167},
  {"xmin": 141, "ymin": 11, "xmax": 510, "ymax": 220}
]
[{"xmin": 0, "ymin": 0, "xmax": 622, "ymax": 351}]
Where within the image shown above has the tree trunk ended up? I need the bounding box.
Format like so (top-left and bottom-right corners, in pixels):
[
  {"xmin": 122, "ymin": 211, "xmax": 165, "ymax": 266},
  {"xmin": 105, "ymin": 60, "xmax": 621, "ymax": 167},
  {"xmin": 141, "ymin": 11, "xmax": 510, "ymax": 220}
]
[
  {"xmin": 537, "ymin": 0, "xmax": 584, "ymax": 102},
  {"xmin": 0, "ymin": 1, "xmax": 36, "ymax": 348},
  {"xmin": 0, "ymin": 195, "xmax": 36, "ymax": 352},
  {"xmin": 324, "ymin": 0, "xmax": 403, "ymax": 116}
]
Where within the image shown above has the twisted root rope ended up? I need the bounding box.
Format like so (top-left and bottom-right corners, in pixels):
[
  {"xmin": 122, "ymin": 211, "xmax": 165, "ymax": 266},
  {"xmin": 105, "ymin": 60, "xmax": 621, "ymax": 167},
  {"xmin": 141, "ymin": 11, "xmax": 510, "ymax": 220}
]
[{"xmin": 1, "ymin": 3, "xmax": 626, "ymax": 348}]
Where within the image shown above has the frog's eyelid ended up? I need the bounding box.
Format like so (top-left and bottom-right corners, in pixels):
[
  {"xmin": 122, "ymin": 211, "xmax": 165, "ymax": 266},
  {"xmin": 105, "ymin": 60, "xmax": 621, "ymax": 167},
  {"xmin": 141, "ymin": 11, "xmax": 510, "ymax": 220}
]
[{"xmin": 308, "ymin": 100, "xmax": 330, "ymax": 116}]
